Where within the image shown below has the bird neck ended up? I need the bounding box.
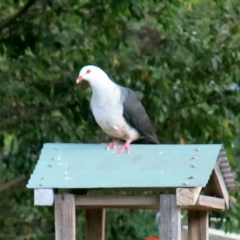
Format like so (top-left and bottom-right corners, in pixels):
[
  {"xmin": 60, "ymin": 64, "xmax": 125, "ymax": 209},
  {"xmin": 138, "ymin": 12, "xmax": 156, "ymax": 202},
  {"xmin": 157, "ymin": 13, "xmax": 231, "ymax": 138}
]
[{"xmin": 90, "ymin": 77, "xmax": 119, "ymax": 104}]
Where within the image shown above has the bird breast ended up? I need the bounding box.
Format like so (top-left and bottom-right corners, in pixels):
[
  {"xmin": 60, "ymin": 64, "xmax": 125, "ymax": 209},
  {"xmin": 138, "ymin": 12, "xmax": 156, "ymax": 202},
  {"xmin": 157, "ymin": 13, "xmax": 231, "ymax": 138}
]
[{"xmin": 90, "ymin": 91, "xmax": 139, "ymax": 141}]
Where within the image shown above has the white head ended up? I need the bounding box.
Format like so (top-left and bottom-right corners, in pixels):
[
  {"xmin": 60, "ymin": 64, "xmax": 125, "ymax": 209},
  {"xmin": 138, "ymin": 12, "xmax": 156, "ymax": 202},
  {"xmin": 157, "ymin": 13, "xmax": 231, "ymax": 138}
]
[{"xmin": 76, "ymin": 65, "xmax": 109, "ymax": 85}]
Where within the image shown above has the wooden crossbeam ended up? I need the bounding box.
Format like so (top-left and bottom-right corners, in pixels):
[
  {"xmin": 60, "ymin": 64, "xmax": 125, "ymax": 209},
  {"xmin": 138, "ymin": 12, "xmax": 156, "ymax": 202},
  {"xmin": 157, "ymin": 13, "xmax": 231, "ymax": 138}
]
[
  {"xmin": 75, "ymin": 195, "xmax": 225, "ymax": 211},
  {"xmin": 75, "ymin": 195, "xmax": 159, "ymax": 209},
  {"xmin": 34, "ymin": 191, "xmax": 225, "ymax": 211},
  {"xmin": 184, "ymin": 195, "xmax": 225, "ymax": 211}
]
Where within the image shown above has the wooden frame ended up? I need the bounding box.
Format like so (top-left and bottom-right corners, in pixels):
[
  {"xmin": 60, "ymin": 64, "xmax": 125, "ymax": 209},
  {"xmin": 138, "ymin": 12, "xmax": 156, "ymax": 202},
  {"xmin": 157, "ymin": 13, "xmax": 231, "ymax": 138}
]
[
  {"xmin": 28, "ymin": 143, "xmax": 235, "ymax": 240},
  {"xmin": 52, "ymin": 194, "xmax": 226, "ymax": 211},
  {"xmin": 49, "ymin": 193, "xmax": 225, "ymax": 240}
]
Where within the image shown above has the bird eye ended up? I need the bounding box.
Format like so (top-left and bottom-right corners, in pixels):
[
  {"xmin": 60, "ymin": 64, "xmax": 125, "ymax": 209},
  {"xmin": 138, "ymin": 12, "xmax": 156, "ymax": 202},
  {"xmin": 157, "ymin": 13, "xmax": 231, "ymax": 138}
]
[{"xmin": 86, "ymin": 69, "xmax": 91, "ymax": 73}]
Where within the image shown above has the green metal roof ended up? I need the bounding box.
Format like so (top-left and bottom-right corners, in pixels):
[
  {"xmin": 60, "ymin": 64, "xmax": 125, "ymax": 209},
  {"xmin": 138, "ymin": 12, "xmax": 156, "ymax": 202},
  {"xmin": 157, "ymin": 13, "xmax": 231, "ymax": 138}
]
[{"xmin": 27, "ymin": 143, "xmax": 223, "ymax": 189}]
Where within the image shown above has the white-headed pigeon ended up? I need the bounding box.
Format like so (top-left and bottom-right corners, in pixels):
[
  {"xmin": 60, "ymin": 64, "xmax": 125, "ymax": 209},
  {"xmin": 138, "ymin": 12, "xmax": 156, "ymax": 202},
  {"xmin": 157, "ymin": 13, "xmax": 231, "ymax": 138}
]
[{"xmin": 76, "ymin": 65, "xmax": 159, "ymax": 153}]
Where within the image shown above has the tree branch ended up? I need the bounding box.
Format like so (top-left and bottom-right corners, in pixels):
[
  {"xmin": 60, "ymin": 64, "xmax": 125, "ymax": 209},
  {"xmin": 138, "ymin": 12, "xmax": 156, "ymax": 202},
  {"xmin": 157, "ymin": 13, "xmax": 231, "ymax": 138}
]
[
  {"xmin": 0, "ymin": 175, "xmax": 26, "ymax": 193},
  {"xmin": 0, "ymin": 0, "xmax": 37, "ymax": 31},
  {"xmin": 169, "ymin": 97, "xmax": 210, "ymax": 113}
]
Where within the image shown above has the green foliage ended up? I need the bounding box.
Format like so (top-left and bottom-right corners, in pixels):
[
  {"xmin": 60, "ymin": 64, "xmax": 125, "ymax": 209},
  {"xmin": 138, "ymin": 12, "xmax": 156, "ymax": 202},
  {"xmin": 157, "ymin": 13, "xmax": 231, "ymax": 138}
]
[
  {"xmin": 106, "ymin": 209, "xmax": 158, "ymax": 240},
  {"xmin": 0, "ymin": 0, "xmax": 240, "ymax": 239}
]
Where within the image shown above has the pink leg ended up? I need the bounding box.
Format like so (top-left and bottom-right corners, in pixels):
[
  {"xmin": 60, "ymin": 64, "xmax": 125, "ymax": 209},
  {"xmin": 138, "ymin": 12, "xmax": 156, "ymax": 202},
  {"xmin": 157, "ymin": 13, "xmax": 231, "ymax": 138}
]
[
  {"xmin": 115, "ymin": 140, "xmax": 131, "ymax": 154},
  {"xmin": 107, "ymin": 140, "xmax": 118, "ymax": 150}
]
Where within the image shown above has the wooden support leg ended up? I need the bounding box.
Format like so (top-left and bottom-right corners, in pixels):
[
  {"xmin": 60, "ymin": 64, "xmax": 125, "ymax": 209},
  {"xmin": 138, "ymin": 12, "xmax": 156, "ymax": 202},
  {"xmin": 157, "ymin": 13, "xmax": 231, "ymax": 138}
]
[
  {"xmin": 55, "ymin": 194, "xmax": 76, "ymax": 240},
  {"xmin": 160, "ymin": 194, "xmax": 181, "ymax": 240},
  {"xmin": 188, "ymin": 211, "xmax": 209, "ymax": 240},
  {"xmin": 85, "ymin": 208, "xmax": 106, "ymax": 240}
]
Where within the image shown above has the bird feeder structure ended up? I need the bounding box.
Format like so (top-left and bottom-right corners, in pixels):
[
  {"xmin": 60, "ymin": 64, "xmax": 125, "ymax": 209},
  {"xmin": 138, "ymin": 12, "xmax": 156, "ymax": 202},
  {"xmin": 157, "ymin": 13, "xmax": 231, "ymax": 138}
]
[{"xmin": 27, "ymin": 143, "xmax": 236, "ymax": 240}]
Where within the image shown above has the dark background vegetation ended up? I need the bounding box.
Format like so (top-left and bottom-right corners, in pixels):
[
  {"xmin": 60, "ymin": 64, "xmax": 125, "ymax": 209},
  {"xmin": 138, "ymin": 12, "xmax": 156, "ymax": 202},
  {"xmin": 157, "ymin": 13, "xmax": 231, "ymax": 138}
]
[{"xmin": 0, "ymin": 0, "xmax": 240, "ymax": 239}]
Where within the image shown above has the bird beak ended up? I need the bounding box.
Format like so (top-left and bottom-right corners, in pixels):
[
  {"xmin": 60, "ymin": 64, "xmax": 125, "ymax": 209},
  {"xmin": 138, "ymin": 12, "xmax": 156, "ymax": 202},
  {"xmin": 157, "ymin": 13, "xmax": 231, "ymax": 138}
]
[{"xmin": 76, "ymin": 76, "xmax": 83, "ymax": 83}]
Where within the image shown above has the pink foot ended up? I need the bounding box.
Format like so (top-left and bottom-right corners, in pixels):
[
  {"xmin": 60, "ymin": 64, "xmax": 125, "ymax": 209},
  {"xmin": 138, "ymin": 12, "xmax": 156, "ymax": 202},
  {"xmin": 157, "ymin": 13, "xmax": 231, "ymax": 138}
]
[
  {"xmin": 115, "ymin": 140, "xmax": 131, "ymax": 154},
  {"xmin": 107, "ymin": 140, "xmax": 118, "ymax": 150}
]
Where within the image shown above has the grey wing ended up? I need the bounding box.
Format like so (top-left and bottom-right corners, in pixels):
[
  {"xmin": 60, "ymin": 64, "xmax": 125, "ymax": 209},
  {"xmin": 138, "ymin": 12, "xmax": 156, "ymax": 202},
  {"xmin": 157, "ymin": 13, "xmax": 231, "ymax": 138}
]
[{"xmin": 120, "ymin": 86, "xmax": 159, "ymax": 143}]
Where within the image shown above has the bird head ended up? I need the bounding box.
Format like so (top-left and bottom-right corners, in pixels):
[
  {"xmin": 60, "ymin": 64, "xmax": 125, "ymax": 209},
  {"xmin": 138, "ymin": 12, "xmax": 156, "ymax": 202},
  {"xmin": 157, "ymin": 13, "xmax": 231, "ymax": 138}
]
[{"xmin": 76, "ymin": 65, "xmax": 107, "ymax": 84}]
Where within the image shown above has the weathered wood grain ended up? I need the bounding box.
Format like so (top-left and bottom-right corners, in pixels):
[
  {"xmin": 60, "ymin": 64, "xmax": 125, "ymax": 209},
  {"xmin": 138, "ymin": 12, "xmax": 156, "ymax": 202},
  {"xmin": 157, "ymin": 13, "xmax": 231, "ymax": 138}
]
[
  {"xmin": 85, "ymin": 208, "xmax": 105, "ymax": 240},
  {"xmin": 55, "ymin": 194, "xmax": 76, "ymax": 240},
  {"xmin": 196, "ymin": 195, "xmax": 225, "ymax": 210},
  {"xmin": 160, "ymin": 194, "xmax": 181, "ymax": 240},
  {"xmin": 213, "ymin": 165, "xmax": 229, "ymax": 208},
  {"xmin": 176, "ymin": 187, "xmax": 202, "ymax": 205},
  {"xmin": 75, "ymin": 195, "xmax": 159, "ymax": 209},
  {"xmin": 75, "ymin": 194, "xmax": 225, "ymax": 211},
  {"xmin": 188, "ymin": 211, "xmax": 209, "ymax": 240}
]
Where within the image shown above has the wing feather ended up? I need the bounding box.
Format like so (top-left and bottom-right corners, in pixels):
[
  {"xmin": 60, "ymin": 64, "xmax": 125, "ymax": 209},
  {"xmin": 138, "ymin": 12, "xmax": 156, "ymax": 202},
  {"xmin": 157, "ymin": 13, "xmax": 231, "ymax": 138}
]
[{"xmin": 120, "ymin": 86, "xmax": 159, "ymax": 143}]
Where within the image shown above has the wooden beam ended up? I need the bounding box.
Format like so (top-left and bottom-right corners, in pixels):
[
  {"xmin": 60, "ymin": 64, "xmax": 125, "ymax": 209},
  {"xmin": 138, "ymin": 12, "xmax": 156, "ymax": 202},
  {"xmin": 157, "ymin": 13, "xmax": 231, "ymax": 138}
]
[
  {"xmin": 196, "ymin": 195, "xmax": 225, "ymax": 210},
  {"xmin": 75, "ymin": 195, "xmax": 224, "ymax": 211},
  {"xmin": 176, "ymin": 187, "xmax": 202, "ymax": 205},
  {"xmin": 182, "ymin": 196, "xmax": 225, "ymax": 211},
  {"xmin": 0, "ymin": 175, "xmax": 25, "ymax": 193},
  {"xmin": 85, "ymin": 209, "xmax": 105, "ymax": 240},
  {"xmin": 34, "ymin": 188, "xmax": 54, "ymax": 206},
  {"xmin": 188, "ymin": 211, "xmax": 209, "ymax": 240},
  {"xmin": 213, "ymin": 165, "xmax": 229, "ymax": 208},
  {"xmin": 75, "ymin": 195, "xmax": 159, "ymax": 209},
  {"xmin": 160, "ymin": 194, "xmax": 181, "ymax": 240},
  {"xmin": 55, "ymin": 194, "xmax": 76, "ymax": 240}
]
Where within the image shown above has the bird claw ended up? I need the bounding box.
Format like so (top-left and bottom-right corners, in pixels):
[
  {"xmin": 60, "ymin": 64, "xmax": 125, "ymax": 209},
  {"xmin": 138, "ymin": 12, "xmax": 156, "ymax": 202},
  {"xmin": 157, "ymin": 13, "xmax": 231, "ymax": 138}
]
[
  {"xmin": 114, "ymin": 141, "xmax": 130, "ymax": 154},
  {"xmin": 106, "ymin": 141, "xmax": 118, "ymax": 150}
]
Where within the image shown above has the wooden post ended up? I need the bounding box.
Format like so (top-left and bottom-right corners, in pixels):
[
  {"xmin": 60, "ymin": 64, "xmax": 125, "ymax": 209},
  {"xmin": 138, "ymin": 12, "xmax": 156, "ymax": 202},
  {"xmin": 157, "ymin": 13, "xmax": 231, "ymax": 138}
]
[
  {"xmin": 85, "ymin": 208, "xmax": 106, "ymax": 240},
  {"xmin": 55, "ymin": 194, "xmax": 76, "ymax": 240},
  {"xmin": 188, "ymin": 211, "xmax": 209, "ymax": 240},
  {"xmin": 160, "ymin": 194, "xmax": 181, "ymax": 240}
]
